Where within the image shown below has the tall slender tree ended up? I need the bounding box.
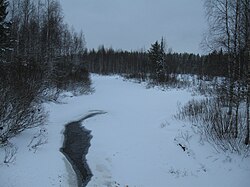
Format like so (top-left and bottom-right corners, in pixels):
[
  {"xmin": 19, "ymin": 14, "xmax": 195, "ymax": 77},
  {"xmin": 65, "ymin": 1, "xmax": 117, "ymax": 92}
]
[
  {"xmin": 0, "ymin": 0, "xmax": 11, "ymax": 62},
  {"xmin": 245, "ymin": 0, "xmax": 250, "ymax": 144}
]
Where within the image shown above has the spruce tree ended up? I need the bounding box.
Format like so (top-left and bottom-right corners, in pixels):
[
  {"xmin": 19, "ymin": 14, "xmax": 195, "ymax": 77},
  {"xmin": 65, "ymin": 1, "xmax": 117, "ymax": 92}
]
[
  {"xmin": 0, "ymin": 0, "xmax": 11, "ymax": 62},
  {"xmin": 148, "ymin": 39, "xmax": 166, "ymax": 82}
]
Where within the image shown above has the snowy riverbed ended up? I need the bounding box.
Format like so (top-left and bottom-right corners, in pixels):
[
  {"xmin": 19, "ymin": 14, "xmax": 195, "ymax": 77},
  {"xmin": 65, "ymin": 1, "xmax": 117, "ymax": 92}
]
[{"xmin": 0, "ymin": 74, "xmax": 250, "ymax": 187}]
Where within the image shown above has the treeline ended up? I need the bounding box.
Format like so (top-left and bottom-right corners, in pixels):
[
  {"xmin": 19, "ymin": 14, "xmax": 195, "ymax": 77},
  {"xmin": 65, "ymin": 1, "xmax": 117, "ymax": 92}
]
[
  {"xmin": 83, "ymin": 46, "xmax": 229, "ymax": 78},
  {"xmin": 84, "ymin": 46, "xmax": 149, "ymax": 75}
]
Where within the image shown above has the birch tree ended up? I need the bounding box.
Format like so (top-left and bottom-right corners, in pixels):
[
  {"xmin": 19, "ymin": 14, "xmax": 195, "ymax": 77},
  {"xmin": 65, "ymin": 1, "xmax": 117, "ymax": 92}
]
[
  {"xmin": 203, "ymin": 0, "xmax": 249, "ymax": 142},
  {"xmin": 0, "ymin": 0, "xmax": 12, "ymax": 62}
]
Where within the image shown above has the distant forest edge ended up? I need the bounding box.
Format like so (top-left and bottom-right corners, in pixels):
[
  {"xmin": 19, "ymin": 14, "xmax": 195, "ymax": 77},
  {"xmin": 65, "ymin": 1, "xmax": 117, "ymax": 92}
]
[
  {"xmin": 0, "ymin": 0, "xmax": 250, "ymax": 154},
  {"xmin": 84, "ymin": 46, "xmax": 229, "ymax": 78}
]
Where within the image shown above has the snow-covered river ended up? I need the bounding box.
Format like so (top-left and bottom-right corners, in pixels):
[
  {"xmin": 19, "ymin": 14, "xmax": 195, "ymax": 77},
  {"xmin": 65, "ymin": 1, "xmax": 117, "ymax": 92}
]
[{"xmin": 1, "ymin": 74, "xmax": 250, "ymax": 187}]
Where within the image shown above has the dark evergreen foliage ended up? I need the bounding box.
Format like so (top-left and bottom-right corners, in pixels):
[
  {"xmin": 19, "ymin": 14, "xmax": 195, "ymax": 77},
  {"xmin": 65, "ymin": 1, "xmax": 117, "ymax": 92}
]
[{"xmin": 148, "ymin": 40, "xmax": 165, "ymax": 82}]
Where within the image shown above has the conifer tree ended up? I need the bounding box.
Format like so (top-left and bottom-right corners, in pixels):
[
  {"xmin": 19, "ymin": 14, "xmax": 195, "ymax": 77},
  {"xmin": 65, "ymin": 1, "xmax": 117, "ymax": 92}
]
[{"xmin": 148, "ymin": 38, "xmax": 166, "ymax": 82}]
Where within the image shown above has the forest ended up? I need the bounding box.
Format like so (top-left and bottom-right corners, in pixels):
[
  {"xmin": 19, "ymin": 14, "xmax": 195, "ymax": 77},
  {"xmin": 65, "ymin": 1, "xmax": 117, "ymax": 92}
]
[{"xmin": 0, "ymin": 0, "xmax": 249, "ymax": 155}]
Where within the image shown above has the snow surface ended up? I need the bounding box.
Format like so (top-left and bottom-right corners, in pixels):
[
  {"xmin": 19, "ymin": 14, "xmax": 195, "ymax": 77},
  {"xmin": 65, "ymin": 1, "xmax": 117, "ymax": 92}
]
[{"xmin": 0, "ymin": 74, "xmax": 250, "ymax": 187}]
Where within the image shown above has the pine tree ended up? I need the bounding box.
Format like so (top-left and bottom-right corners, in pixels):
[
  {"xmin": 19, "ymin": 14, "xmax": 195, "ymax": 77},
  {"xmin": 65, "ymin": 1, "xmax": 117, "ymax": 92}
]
[{"xmin": 0, "ymin": 0, "xmax": 11, "ymax": 62}]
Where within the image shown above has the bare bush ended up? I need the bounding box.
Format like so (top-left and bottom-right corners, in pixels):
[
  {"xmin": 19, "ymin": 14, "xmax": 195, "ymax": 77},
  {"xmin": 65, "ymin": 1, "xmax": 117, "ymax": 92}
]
[
  {"xmin": 175, "ymin": 98, "xmax": 249, "ymax": 155},
  {"xmin": 0, "ymin": 93, "xmax": 48, "ymax": 144},
  {"xmin": 0, "ymin": 64, "xmax": 48, "ymax": 144},
  {"xmin": 3, "ymin": 142, "xmax": 17, "ymax": 164},
  {"xmin": 28, "ymin": 127, "xmax": 48, "ymax": 153},
  {"xmin": 0, "ymin": 61, "xmax": 92, "ymax": 145}
]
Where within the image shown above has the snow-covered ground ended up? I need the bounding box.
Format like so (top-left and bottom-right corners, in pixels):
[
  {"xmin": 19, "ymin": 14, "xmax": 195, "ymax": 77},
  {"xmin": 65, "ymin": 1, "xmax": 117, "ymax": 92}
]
[{"xmin": 0, "ymin": 74, "xmax": 250, "ymax": 187}]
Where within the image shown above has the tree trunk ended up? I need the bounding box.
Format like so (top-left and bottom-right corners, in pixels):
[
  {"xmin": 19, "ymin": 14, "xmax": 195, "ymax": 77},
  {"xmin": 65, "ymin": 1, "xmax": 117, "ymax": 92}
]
[
  {"xmin": 245, "ymin": 1, "xmax": 250, "ymax": 145},
  {"xmin": 225, "ymin": 0, "xmax": 234, "ymax": 118}
]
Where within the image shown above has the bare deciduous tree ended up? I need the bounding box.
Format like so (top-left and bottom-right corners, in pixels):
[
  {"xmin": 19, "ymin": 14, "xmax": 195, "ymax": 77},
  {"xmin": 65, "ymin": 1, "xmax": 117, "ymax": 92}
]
[{"xmin": 202, "ymin": 0, "xmax": 250, "ymax": 145}]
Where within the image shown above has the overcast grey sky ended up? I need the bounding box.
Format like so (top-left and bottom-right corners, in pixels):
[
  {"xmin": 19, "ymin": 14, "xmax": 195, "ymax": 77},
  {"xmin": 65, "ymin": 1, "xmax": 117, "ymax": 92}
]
[{"xmin": 60, "ymin": 0, "xmax": 206, "ymax": 54}]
